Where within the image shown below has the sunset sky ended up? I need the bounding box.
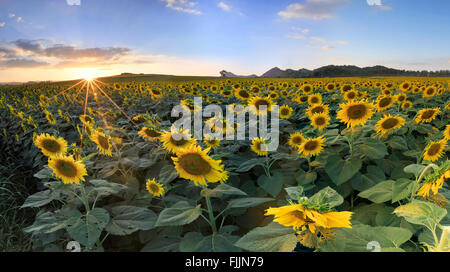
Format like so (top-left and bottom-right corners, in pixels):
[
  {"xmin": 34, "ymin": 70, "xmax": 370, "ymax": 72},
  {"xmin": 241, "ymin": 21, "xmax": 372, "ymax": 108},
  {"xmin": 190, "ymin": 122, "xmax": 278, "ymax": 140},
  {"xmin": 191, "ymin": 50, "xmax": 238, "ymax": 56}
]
[{"xmin": 0, "ymin": 0, "xmax": 449, "ymax": 82}]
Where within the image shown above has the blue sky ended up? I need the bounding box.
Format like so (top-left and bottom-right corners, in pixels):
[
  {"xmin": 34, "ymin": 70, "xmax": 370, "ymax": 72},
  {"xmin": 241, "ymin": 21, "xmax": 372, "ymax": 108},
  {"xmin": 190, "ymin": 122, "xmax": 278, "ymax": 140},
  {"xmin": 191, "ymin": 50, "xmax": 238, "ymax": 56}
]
[{"xmin": 0, "ymin": 0, "xmax": 449, "ymax": 82}]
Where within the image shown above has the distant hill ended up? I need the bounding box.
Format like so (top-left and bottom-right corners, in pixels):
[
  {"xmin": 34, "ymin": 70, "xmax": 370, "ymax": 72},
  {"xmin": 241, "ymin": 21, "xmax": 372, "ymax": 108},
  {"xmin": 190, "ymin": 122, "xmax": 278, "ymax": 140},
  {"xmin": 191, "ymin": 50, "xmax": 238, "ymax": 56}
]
[
  {"xmin": 220, "ymin": 70, "xmax": 258, "ymax": 78},
  {"xmin": 221, "ymin": 65, "xmax": 450, "ymax": 78}
]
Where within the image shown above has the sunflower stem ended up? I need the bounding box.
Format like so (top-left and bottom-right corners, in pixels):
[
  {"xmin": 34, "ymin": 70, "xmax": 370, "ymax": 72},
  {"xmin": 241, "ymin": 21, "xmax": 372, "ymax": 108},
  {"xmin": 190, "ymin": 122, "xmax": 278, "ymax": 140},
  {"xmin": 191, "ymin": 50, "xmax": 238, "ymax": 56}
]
[{"xmin": 205, "ymin": 195, "xmax": 217, "ymax": 234}]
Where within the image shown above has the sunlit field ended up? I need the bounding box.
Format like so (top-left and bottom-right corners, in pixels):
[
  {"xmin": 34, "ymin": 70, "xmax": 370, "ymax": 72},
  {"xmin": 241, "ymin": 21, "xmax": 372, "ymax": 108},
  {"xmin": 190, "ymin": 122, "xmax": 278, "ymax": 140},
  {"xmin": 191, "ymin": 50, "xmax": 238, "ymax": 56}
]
[{"xmin": 1, "ymin": 75, "xmax": 449, "ymax": 252}]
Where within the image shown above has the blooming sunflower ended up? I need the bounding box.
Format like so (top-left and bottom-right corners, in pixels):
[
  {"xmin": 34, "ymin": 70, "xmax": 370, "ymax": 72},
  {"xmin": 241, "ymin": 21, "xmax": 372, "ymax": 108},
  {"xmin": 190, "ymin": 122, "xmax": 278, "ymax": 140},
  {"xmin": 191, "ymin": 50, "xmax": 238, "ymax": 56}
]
[
  {"xmin": 337, "ymin": 100, "xmax": 375, "ymax": 128},
  {"xmin": 396, "ymin": 93, "xmax": 407, "ymax": 104},
  {"xmin": 251, "ymin": 137, "xmax": 269, "ymax": 156},
  {"xmin": 415, "ymin": 108, "xmax": 440, "ymax": 124},
  {"xmin": 235, "ymin": 89, "xmax": 251, "ymax": 101},
  {"xmin": 298, "ymin": 136, "xmax": 326, "ymax": 157},
  {"xmin": 376, "ymin": 95, "xmax": 396, "ymax": 112},
  {"xmin": 399, "ymin": 81, "xmax": 411, "ymax": 92},
  {"xmin": 288, "ymin": 132, "xmax": 305, "ymax": 149},
  {"xmin": 160, "ymin": 127, "xmax": 197, "ymax": 154},
  {"xmin": 375, "ymin": 114, "xmax": 406, "ymax": 135},
  {"xmin": 92, "ymin": 130, "xmax": 113, "ymax": 156},
  {"xmin": 306, "ymin": 104, "xmax": 329, "ymax": 118},
  {"xmin": 444, "ymin": 125, "xmax": 450, "ymax": 141},
  {"xmin": 402, "ymin": 101, "xmax": 413, "ymax": 110},
  {"xmin": 80, "ymin": 114, "xmax": 95, "ymax": 125},
  {"xmin": 48, "ymin": 155, "xmax": 87, "ymax": 184},
  {"xmin": 343, "ymin": 90, "xmax": 357, "ymax": 101},
  {"xmin": 248, "ymin": 96, "xmax": 274, "ymax": 115},
  {"xmin": 265, "ymin": 203, "xmax": 353, "ymax": 233},
  {"xmin": 146, "ymin": 178, "xmax": 165, "ymax": 197},
  {"xmin": 308, "ymin": 93, "xmax": 322, "ymax": 105},
  {"xmin": 138, "ymin": 127, "xmax": 162, "ymax": 142},
  {"xmin": 301, "ymin": 84, "xmax": 314, "ymax": 94},
  {"xmin": 203, "ymin": 134, "xmax": 221, "ymax": 149},
  {"xmin": 34, "ymin": 133, "xmax": 68, "ymax": 157},
  {"xmin": 172, "ymin": 145, "xmax": 228, "ymax": 187},
  {"xmin": 279, "ymin": 105, "xmax": 293, "ymax": 119},
  {"xmin": 423, "ymin": 139, "xmax": 447, "ymax": 162},
  {"xmin": 423, "ymin": 86, "xmax": 436, "ymax": 98},
  {"xmin": 310, "ymin": 113, "xmax": 330, "ymax": 131}
]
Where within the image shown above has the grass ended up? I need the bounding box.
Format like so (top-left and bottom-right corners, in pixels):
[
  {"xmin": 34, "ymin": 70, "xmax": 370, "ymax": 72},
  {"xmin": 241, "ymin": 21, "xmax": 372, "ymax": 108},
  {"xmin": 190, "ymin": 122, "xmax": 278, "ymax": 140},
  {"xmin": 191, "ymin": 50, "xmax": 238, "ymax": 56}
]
[{"xmin": 0, "ymin": 164, "xmax": 35, "ymax": 252}]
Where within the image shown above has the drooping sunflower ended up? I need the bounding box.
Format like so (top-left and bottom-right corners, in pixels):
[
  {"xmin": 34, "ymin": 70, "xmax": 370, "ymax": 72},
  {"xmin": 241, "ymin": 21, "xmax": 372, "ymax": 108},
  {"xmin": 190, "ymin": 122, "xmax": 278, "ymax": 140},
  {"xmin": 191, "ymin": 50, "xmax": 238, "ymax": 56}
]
[
  {"xmin": 375, "ymin": 95, "xmax": 396, "ymax": 112},
  {"xmin": 306, "ymin": 104, "xmax": 329, "ymax": 118},
  {"xmin": 203, "ymin": 134, "xmax": 221, "ymax": 149},
  {"xmin": 279, "ymin": 105, "xmax": 293, "ymax": 119},
  {"xmin": 337, "ymin": 100, "xmax": 375, "ymax": 128},
  {"xmin": 160, "ymin": 127, "xmax": 197, "ymax": 154},
  {"xmin": 48, "ymin": 155, "xmax": 87, "ymax": 185},
  {"xmin": 91, "ymin": 130, "xmax": 113, "ymax": 156},
  {"xmin": 423, "ymin": 139, "xmax": 447, "ymax": 162},
  {"xmin": 251, "ymin": 137, "xmax": 269, "ymax": 156},
  {"xmin": 146, "ymin": 178, "xmax": 165, "ymax": 197},
  {"xmin": 265, "ymin": 203, "xmax": 353, "ymax": 233},
  {"xmin": 298, "ymin": 136, "xmax": 326, "ymax": 157},
  {"xmin": 310, "ymin": 113, "xmax": 330, "ymax": 130},
  {"xmin": 138, "ymin": 127, "xmax": 162, "ymax": 142},
  {"xmin": 288, "ymin": 132, "xmax": 305, "ymax": 149},
  {"xmin": 415, "ymin": 108, "xmax": 440, "ymax": 124},
  {"xmin": 172, "ymin": 145, "xmax": 228, "ymax": 187},
  {"xmin": 248, "ymin": 96, "xmax": 274, "ymax": 115},
  {"xmin": 417, "ymin": 161, "xmax": 450, "ymax": 198},
  {"xmin": 375, "ymin": 114, "xmax": 406, "ymax": 135},
  {"xmin": 34, "ymin": 133, "xmax": 68, "ymax": 157}
]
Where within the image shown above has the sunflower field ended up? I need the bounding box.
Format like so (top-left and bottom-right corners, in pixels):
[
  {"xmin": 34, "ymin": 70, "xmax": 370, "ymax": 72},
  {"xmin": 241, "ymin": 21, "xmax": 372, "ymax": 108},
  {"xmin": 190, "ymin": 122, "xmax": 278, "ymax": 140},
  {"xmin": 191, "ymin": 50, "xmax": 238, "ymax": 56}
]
[{"xmin": 1, "ymin": 76, "xmax": 449, "ymax": 252}]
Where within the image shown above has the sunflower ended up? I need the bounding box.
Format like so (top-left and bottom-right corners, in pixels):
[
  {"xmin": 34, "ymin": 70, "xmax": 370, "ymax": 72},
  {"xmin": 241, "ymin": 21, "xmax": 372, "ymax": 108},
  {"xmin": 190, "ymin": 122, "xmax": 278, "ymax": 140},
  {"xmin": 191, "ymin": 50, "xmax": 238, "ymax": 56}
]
[
  {"xmin": 221, "ymin": 89, "xmax": 233, "ymax": 97},
  {"xmin": 34, "ymin": 133, "xmax": 68, "ymax": 157},
  {"xmin": 251, "ymin": 137, "xmax": 269, "ymax": 156},
  {"xmin": 138, "ymin": 127, "xmax": 162, "ymax": 142},
  {"xmin": 402, "ymin": 101, "xmax": 413, "ymax": 110},
  {"xmin": 423, "ymin": 139, "xmax": 447, "ymax": 162},
  {"xmin": 417, "ymin": 162, "xmax": 450, "ymax": 198},
  {"xmin": 298, "ymin": 136, "xmax": 326, "ymax": 157},
  {"xmin": 376, "ymin": 95, "xmax": 396, "ymax": 112},
  {"xmin": 160, "ymin": 127, "xmax": 197, "ymax": 154},
  {"xmin": 325, "ymin": 83, "xmax": 336, "ymax": 92},
  {"xmin": 248, "ymin": 96, "xmax": 274, "ymax": 115},
  {"xmin": 265, "ymin": 203, "xmax": 353, "ymax": 233},
  {"xmin": 48, "ymin": 155, "xmax": 87, "ymax": 184},
  {"xmin": 45, "ymin": 111, "xmax": 56, "ymax": 125},
  {"xmin": 306, "ymin": 104, "xmax": 329, "ymax": 118},
  {"xmin": 301, "ymin": 84, "xmax": 314, "ymax": 94},
  {"xmin": 340, "ymin": 84, "xmax": 352, "ymax": 93},
  {"xmin": 203, "ymin": 134, "xmax": 221, "ymax": 149},
  {"xmin": 172, "ymin": 145, "xmax": 228, "ymax": 187},
  {"xmin": 235, "ymin": 89, "xmax": 251, "ymax": 101},
  {"xmin": 269, "ymin": 91, "xmax": 279, "ymax": 100},
  {"xmin": 146, "ymin": 178, "xmax": 165, "ymax": 197},
  {"xmin": 399, "ymin": 81, "xmax": 411, "ymax": 92},
  {"xmin": 375, "ymin": 114, "xmax": 406, "ymax": 135},
  {"xmin": 308, "ymin": 93, "xmax": 322, "ymax": 105},
  {"xmin": 279, "ymin": 105, "xmax": 293, "ymax": 119},
  {"xmin": 288, "ymin": 132, "xmax": 305, "ymax": 149},
  {"xmin": 337, "ymin": 100, "xmax": 375, "ymax": 128},
  {"xmin": 343, "ymin": 90, "xmax": 357, "ymax": 101},
  {"xmin": 444, "ymin": 125, "xmax": 450, "ymax": 141},
  {"xmin": 415, "ymin": 108, "xmax": 440, "ymax": 124},
  {"xmin": 423, "ymin": 86, "xmax": 436, "ymax": 98},
  {"xmin": 149, "ymin": 88, "xmax": 162, "ymax": 98},
  {"xmin": 80, "ymin": 114, "xmax": 95, "ymax": 125},
  {"xmin": 92, "ymin": 130, "xmax": 113, "ymax": 156},
  {"xmin": 396, "ymin": 93, "xmax": 407, "ymax": 104},
  {"xmin": 310, "ymin": 113, "xmax": 330, "ymax": 131}
]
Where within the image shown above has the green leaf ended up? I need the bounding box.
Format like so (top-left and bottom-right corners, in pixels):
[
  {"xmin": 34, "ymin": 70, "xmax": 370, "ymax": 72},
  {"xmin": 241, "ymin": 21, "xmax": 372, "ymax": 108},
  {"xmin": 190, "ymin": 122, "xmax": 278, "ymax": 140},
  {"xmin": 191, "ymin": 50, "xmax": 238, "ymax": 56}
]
[
  {"xmin": 23, "ymin": 211, "xmax": 67, "ymax": 234},
  {"xmin": 235, "ymin": 158, "xmax": 266, "ymax": 172},
  {"xmin": 201, "ymin": 184, "xmax": 247, "ymax": 198},
  {"xmin": 325, "ymin": 155, "xmax": 362, "ymax": 186},
  {"xmin": 180, "ymin": 232, "xmax": 242, "ymax": 252},
  {"xmin": 158, "ymin": 164, "xmax": 179, "ymax": 185},
  {"xmin": 227, "ymin": 197, "xmax": 274, "ymax": 209},
  {"xmin": 309, "ymin": 186, "xmax": 344, "ymax": 208},
  {"xmin": 404, "ymin": 164, "xmax": 426, "ymax": 178},
  {"xmin": 353, "ymin": 203, "xmax": 386, "ymax": 226},
  {"xmin": 33, "ymin": 167, "xmax": 51, "ymax": 179},
  {"xmin": 234, "ymin": 222, "xmax": 298, "ymax": 252},
  {"xmin": 155, "ymin": 201, "xmax": 202, "ymax": 227},
  {"xmin": 359, "ymin": 138, "xmax": 388, "ymax": 159},
  {"xmin": 394, "ymin": 200, "xmax": 447, "ymax": 231},
  {"xmin": 284, "ymin": 186, "xmax": 304, "ymax": 201},
  {"xmin": 387, "ymin": 136, "xmax": 408, "ymax": 150},
  {"xmin": 257, "ymin": 172, "xmax": 284, "ymax": 197},
  {"xmin": 21, "ymin": 190, "xmax": 59, "ymax": 208},
  {"xmin": 391, "ymin": 178, "xmax": 415, "ymax": 203},
  {"xmin": 105, "ymin": 206, "xmax": 157, "ymax": 235},
  {"xmin": 358, "ymin": 180, "xmax": 394, "ymax": 203},
  {"xmin": 88, "ymin": 179, "xmax": 127, "ymax": 198},
  {"xmin": 66, "ymin": 208, "xmax": 110, "ymax": 248},
  {"xmin": 295, "ymin": 171, "xmax": 317, "ymax": 185},
  {"xmin": 140, "ymin": 236, "xmax": 180, "ymax": 252}
]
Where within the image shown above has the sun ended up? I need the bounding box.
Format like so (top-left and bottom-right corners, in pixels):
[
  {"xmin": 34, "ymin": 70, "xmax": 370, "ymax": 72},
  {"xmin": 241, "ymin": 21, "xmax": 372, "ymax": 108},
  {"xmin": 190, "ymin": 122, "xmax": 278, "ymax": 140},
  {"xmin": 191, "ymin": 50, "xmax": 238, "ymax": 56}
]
[{"xmin": 84, "ymin": 75, "xmax": 95, "ymax": 81}]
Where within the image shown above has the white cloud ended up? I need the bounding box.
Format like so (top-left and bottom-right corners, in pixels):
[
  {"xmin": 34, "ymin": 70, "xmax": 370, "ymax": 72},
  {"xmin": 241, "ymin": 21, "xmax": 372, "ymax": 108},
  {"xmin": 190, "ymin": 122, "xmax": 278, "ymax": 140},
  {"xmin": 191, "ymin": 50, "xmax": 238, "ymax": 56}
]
[
  {"xmin": 321, "ymin": 45, "xmax": 335, "ymax": 50},
  {"xmin": 218, "ymin": 2, "xmax": 231, "ymax": 12},
  {"xmin": 335, "ymin": 40, "xmax": 348, "ymax": 45},
  {"xmin": 278, "ymin": 0, "xmax": 348, "ymax": 20},
  {"xmin": 160, "ymin": 0, "xmax": 202, "ymax": 15},
  {"xmin": 310, "ymin": 36, "xmax": 326, "ymax": 43},
  {"xmin": 8, "ymin": 13, "xmax": 15, "ymax": 18},
  {"xmin": 0, "ymin": 22, "xmax": 5, "ymax": 27},
  {"xmin": 286, "ymin": 34, "xmax": 307, "ymax": 40},
  {"xmin": 66, "ymin": 0, "xmax": 81, "ymax": 5},
  {"xmin": 16, "ymin": 17, "xmax": 24, "ymax": 23},
  {"xmin": 367, "ymin": 0, "xmax": 391, "ymax": 10}
]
